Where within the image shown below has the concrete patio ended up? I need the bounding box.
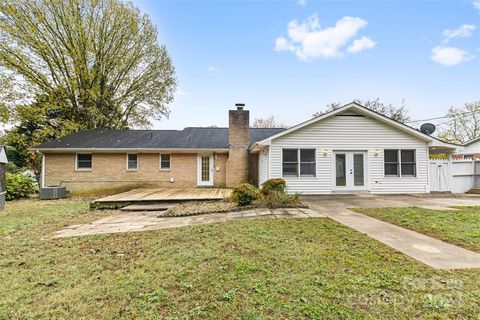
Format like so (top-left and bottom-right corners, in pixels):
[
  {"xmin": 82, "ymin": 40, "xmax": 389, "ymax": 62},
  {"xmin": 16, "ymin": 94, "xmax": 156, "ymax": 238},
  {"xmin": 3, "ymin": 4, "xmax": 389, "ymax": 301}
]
[{"xmin": 53, "ymin": 207, "xmax": 325, "ymax": 238}]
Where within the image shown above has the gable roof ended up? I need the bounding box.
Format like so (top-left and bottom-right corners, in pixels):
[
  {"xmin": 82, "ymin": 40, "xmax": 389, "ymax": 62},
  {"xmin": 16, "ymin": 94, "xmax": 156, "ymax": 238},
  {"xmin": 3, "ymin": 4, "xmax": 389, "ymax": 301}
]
[
  {"xmin": 32, "ymin": 127, "xmax": 286, "ymax": 151},
  {"xmin": 464, "ymin": 136, "xmax": 480, "ymax": 146},
  {"xmin": 254, "ymin": 102, "xmax": 436, "ymax": 146}
]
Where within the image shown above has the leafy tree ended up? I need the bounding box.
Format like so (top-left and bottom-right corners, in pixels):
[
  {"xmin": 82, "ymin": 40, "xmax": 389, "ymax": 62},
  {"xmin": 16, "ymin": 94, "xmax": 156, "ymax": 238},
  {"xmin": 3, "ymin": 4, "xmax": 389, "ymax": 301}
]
[
  {"xmin": 1, "ymin": 94, "xmax": 83, "ymax": 182},
  {"xmin": 313, "ymin": 98, "xmax": 410, "ymax": 123},
  {"xmin": 0, "ymin": 0, "xmax": 176, "ymax": 177},
  {"xmin": 0, "ymin": 0, "xmax": 177, "ymax": 129},
  {"xmin": 437, "ymin": 101, "xmax": 480, "ymax": 144},
  {"xmin": 251, "ymin": 116, "xmax": 286, "ymax": 128}
]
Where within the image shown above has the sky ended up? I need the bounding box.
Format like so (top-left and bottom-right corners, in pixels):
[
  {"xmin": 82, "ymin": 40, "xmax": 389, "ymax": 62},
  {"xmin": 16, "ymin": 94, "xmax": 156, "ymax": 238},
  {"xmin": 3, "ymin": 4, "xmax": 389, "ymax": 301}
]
[{"xmin": 132, "ymin": 0, "xmax": 480, "ymax": 130}]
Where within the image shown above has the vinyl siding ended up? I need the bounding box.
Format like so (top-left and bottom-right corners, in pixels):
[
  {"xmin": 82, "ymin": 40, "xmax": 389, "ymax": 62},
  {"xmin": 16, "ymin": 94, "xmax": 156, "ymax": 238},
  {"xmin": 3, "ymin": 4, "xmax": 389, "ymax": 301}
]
[
  {"xmin": 268, "ymin": 112, "xmax": 429, "ymax": 194},
  {"xmin": 258, "ymin": 147, "xmax": 269, "ymax": 186},
  {"xmin": 464, "ymin": 140, "xmax": 480, "ymax": 154}
]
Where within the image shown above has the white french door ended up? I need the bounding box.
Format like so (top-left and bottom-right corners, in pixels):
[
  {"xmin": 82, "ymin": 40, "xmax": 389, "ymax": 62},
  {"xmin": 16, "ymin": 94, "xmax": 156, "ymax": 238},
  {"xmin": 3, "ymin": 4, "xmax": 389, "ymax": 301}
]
[
  {"xmin": 197, "ymin": 155, "xmax": 214, "ymax": 186},
  {"xmin": 334, "ymin": 151, "xmax": 367, "ymax": 191}
]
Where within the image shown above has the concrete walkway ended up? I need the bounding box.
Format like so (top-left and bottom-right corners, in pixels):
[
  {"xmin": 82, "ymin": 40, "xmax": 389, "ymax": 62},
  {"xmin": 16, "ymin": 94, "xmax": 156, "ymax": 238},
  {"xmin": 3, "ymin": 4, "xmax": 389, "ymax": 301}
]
[
  {"xmin": 53, "ymin": 208, "xmax": 325, "ymax": 238},
  {"xmin": 303, "ymin": 194, "xmax": 480, "ymax": 269}
]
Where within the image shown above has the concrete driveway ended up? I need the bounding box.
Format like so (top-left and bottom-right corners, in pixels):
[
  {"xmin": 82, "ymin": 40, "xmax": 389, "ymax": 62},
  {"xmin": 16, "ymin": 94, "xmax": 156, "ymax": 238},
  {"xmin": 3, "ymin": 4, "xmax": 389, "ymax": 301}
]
[
  {"xmin": 301, "ymin": 193, "xmax": 480, "ymax": 213},
  {"xmin": 302, "ymin": 193, "xmax": 480, "ymax": 269}
]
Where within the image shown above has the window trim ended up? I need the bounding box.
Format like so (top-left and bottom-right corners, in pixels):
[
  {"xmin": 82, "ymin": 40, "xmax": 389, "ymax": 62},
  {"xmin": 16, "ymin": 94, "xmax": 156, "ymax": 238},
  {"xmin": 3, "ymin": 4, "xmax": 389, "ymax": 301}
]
[
  {"xmin": 282, "ymin": 148, "xmax": 316, "ymax": 178},
  {"xmin": 126, "ymin": 153, "xmax": 138, "ymax": 171},
  {"xmin": 300, "ymin": 149, "xmax": 316, "ymax": 177},
  {"xmin": 384, "ymin": 149, "xmax": 416, "ymax": 178},
  {"xmin": 400, "ymin": 149, "xmax": 416, "ymax": 177},
  {"xmin": 75, "ymin": 153, "xmax": 92, "ymax": 171},
  {"xmin": 384, "ymin": 149, "xmax": 400, "ymax": 177},
  {"xmin": 282, "ymin": 148, "xmax": 299, "ymax": 177},
  {"xmin": 160, "ymin": 154, "xmax": 171, "ymax": 171}
]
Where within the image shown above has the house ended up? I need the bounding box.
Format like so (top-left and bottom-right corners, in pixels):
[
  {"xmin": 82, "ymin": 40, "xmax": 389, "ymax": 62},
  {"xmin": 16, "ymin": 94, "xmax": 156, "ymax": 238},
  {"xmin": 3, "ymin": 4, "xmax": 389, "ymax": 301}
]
[
  {"xmin": 0, "ymin": 145, "xmax": 8, "ymax": 211},
  {"xmin": 33, "ymin": 102, "xmax": 460, "ymax": 195},
  {"xmin": 460, "ymin": 137, "xmax": 480, "ymax": 159}
]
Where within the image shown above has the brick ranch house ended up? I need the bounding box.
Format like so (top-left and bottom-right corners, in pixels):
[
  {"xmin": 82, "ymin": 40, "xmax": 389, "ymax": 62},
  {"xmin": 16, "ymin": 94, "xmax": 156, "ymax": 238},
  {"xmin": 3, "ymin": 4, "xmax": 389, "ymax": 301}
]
[{"xmin": 33, "ymin": 102, "xmax": 461, "ymax": 195}]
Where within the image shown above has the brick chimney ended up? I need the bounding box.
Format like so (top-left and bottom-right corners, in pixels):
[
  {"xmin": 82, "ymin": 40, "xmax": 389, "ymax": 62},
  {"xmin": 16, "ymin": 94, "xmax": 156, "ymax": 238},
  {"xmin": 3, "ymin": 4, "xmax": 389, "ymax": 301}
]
[{"xmin": 226, "ymin": 103, "xmax": 250, "ymax": 187}]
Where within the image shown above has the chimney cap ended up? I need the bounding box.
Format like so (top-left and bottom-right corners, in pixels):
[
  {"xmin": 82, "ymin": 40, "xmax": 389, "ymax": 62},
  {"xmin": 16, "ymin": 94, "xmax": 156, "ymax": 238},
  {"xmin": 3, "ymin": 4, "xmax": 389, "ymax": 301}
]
[{"xmin": 235, "ymin": 103, "xmax": 245, "ymax": 110}]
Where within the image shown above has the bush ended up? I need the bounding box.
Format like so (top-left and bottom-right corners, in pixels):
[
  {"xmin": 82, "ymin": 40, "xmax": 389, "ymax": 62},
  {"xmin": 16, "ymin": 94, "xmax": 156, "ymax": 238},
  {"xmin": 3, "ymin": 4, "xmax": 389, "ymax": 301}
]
[
  {"xmin": 5, "ymin": 172, "xmax": 36, "ymax": 200},
  {"xmin": 231, "ymin": 183, "xmax": 258, "ymax": 206},
  {"xmin": 261, "ymin": 178, "xmax": 287, "ymax": 196},
  {"xmin": 261, "ymin": 191, "xmax": 302, "ymax": 209}
]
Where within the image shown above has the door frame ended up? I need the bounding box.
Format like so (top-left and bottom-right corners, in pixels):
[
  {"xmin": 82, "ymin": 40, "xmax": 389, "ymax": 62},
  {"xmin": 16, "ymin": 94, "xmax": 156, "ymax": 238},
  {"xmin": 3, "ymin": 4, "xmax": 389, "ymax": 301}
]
[
  {"xmin": 197, "ymin": 154, "xmax": 214, "ymax": 186},
  {"xmin": 429, "ymin": 159, "xmax": 452, "ymax": 192},
  {"xmin": 333, "ymin": 150, "xmax": 368, "ymax": 192}
]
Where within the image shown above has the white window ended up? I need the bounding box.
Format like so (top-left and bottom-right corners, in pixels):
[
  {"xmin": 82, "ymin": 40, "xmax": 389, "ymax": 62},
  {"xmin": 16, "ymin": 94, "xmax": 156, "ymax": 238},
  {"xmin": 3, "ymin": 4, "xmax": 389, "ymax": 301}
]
[
  {"xmin": 76, "ymin": 154, "xmax": 92, "ymax": 170},
  {"xmin": 160, "ymin": 154, "xmax": 170, "ymax": 170},
  {"xmin": 282, "ymin": 149, "xmax": 316, "ymax": 177},
  {"xmin": 384, "ymin": 149, "xmax": 416, "ymax": 177},
  {"xmin": 127, "ymin": 154, "xmax": 138, "ymax": 170}
]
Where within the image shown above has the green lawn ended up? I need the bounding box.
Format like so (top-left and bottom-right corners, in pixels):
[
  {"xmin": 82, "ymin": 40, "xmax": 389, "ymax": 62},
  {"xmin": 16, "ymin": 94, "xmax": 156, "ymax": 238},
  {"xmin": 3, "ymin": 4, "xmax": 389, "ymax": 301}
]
[
  {"xmin": 1, "ymin": 199, "xmax": 480, "ymax": 319},
  {"xmin": 356, "ymin": 206, "xmax": 480, "ymax": 253}
]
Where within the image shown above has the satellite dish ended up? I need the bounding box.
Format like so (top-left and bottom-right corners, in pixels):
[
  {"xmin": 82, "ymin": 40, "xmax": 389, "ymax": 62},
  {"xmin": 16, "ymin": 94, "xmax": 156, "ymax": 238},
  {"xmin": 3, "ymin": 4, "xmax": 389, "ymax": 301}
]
[{"xmin": 420, "ymin": 123, "xmax": 436, "ymax": 135}]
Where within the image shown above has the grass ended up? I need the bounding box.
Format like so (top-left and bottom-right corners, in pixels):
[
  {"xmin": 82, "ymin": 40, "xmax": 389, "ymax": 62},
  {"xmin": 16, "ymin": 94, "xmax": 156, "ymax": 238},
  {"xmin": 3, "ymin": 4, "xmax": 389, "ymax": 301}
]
[
  {"xmin": 1, "ymin": 199, "xmax": 480, "ymax": 319},
  {"xmin": 356, "ymin": 206, "xmax": 480, "ymax": 253}
]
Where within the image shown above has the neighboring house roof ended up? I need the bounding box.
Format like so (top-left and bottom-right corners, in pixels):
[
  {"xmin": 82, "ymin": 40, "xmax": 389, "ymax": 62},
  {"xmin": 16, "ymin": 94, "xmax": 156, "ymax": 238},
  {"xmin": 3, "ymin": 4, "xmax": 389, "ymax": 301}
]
[
  {"xmin": 32, "ymin": 127, "xmax": 286, "ymax": 151},
  {"xmin": 464, "ymin": 136, "xmax": 480, "ymax": 146},
  {"xmin": 252, "ymin": 102, "xmax": 459, "ymax": 152},
  {"xmin": 0, "ymin": 145, "xmax": 8, "ymax": 164}
]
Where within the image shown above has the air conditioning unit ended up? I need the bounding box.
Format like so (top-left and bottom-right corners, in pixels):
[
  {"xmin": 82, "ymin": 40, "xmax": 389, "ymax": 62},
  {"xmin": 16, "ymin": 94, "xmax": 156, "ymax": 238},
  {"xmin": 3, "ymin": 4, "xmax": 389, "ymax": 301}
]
[{"xmin": 40, "ymin": 186, "xmax": 67, "ymax": 200}]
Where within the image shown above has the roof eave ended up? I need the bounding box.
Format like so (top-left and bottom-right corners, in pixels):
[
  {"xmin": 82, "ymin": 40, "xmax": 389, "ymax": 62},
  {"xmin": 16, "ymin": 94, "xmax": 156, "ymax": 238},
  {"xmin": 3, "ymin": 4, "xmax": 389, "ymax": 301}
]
[
  {"xmin": 31, "ymin": 147, "xmax": 230, "ymax": 153},
  {"xmin": 255, "ymin": 102, "xmax": 433, "ymax": 144}
]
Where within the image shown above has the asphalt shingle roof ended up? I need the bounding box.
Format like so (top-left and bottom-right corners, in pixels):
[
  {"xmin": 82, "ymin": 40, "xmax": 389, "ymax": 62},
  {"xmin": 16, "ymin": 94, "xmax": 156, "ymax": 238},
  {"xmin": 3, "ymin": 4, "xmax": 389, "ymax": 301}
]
[{"xmin": 34, "ymin": 128, "xmax": 286, "ymax": 150}]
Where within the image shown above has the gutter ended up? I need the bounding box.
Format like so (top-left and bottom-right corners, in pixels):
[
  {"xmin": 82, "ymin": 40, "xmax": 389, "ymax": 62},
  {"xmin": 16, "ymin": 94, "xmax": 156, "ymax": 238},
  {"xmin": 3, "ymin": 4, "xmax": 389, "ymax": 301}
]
[{"xmin": 30, "ymin": 148, "xmax": 230, "ymax": 153}]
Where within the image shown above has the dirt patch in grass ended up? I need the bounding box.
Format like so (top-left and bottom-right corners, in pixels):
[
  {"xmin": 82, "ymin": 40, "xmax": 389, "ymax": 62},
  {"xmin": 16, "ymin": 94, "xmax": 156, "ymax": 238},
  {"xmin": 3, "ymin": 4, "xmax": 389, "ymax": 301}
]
[
  {"xmin": 161, "ymin": 198, "xmax": 309, "ymax": 218},
  {"xmin": 160, "ymin": 201, "xmax": 238, "ymax": 217}
]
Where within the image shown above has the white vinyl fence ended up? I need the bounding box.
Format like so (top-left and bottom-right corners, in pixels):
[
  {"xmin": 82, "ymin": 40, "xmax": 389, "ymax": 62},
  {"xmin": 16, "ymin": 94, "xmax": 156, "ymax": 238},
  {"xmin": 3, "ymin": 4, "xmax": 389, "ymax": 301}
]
[{"xmin": 429, "ymin": 159, "xmax": 478, "ymax": 193}]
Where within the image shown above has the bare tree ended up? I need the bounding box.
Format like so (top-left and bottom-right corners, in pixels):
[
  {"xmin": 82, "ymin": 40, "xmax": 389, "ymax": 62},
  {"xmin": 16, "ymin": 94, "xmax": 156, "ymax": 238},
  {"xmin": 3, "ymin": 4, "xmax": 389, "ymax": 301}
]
[
  {"xmin": 313, "ymin": 98, "xmax": 410, "ymax": 123},
  {"xmin": 251, "ymin": 116, "xmax": 286, "ymax": 128},
  {"xmin": 437, "ymin": 101, "xmax": 480, "ymax": 144}
]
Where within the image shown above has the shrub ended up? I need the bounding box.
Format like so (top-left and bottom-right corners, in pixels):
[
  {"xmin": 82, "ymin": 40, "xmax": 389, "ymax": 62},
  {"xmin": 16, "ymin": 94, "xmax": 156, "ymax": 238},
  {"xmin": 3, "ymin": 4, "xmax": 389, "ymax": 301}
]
[
  {"xmin": 231, "ymin": 183, "xmax": 258, "ymax": 206},
  {"xmin": 261, "ymin": 191, "xmax": 302, "ymax": 209},
  {"xmin": 261, "ymin": 178, "xmax": 287, "ymax": 196},
  {"xmin": 5, "ymin": 172, "xmax": 36, "ymax": 200}
]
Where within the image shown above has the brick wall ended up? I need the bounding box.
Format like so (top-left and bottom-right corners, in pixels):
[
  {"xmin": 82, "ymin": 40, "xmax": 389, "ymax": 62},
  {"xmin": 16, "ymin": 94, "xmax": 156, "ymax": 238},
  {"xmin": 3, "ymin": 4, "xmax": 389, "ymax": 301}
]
[
  {"xmin": 226, "ymin": 107, "xmax": 250, "ymax": 187},
  {"xmin": 44, "ymin": 152, "xmax": 227, "ymax": 195}
]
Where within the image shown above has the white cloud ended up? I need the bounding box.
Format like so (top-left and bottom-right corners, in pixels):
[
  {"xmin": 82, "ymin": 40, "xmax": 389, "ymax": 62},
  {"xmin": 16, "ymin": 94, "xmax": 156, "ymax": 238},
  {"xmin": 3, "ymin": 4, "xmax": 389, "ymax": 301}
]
[
  {"xmin": 297, "ymin": 0, "xmax": 306, "ymax": 5},
  {"xmin": 473, "ymin": 0, "xmax": 480, "ymax": 12},
  {"xmin": 443, "ymin": 24, "xmax": 476, "ymax": 43},
  {"xmin": 274, "ymin": 15, "xmax": 374, "ymax": 60},
  {"xmin": 347, "ymin": 36, "xmax": 376, "ymax": 53},
  {"xmin": 207, "ymin": 66, "xmax": 222, "ymax": 74},
  {"xmin": 430, "ymin": 46, "xmax": 474, "ymax": 66},
  {"xmin": 176, "ymin": 89, "xmax": 190, "ymax": 96}
]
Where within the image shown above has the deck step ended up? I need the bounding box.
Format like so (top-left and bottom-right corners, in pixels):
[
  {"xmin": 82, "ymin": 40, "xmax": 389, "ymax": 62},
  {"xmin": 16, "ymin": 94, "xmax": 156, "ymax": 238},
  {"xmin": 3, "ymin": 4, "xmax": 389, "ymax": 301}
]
[
  {"xmin": 120, "ymin": 203, "xmax": 179, "ymax": 212},
  {"xmin": 467, "ymin": 189, "xmax": 480, "ymax": 194}
]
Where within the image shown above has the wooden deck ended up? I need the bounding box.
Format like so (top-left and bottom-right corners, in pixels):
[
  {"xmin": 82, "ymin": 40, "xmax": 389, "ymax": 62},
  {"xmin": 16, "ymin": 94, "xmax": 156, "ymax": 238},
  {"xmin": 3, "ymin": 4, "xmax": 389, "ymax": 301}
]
[{"xmin": 92, "ymin": 188, "xmax": 232, "ymax": 207}]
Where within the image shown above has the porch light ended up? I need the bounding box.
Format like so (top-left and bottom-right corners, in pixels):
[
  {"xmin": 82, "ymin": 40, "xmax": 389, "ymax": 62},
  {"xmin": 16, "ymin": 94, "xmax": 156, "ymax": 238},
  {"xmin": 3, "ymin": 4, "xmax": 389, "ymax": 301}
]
[
  {"xmin": 374, "ymin": 148, "xmax": 381, "ymax": 156},
  {"xmin": 322, "ymin": 148, "xmax": 329, "ymax": 156}
]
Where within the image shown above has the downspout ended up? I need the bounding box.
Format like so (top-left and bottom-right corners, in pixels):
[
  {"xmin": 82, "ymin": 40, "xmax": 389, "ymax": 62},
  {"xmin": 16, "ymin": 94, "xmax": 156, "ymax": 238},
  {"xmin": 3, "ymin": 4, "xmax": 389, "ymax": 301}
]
[{"xmin": 41, "ymin": 152, "xmax": 46, "ymax": 188}]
